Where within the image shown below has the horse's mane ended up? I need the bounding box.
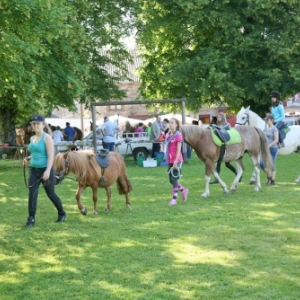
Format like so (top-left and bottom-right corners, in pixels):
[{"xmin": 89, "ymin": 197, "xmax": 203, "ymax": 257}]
[
  {"xmin": 180, "ymin": 125, "xmax": 204, "ymax": 142},
  {"xmin": 54, "ymin": 150, "xmax": 101, "ymax": 182}
]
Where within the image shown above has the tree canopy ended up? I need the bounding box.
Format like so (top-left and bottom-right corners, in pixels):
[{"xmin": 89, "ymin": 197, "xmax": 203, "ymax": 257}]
[
  {"xmin": 135, "ymin": 0, "xmax": 300, "ymax": 115},
  {"xmin": 0, "ymin": 0, "xmax": 134, "ymax": 142}
]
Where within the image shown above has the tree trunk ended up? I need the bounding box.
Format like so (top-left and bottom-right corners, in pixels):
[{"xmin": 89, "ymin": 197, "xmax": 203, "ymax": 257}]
[{"xmin": 0, "ymin": 107, "xmax": 17, "ymax": 147}]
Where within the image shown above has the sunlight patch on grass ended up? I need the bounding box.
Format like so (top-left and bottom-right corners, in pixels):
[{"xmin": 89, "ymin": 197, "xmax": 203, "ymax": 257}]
[
  {"xmin": 167, "ymin": 239, "xmax": 241, "ymax": 266},
  {"xmin": 256, "ymin": 211, "xmax": 282, "ymax": 219},
  {"xmin": 0, "ymin": 182, "xmax": 8, "ymax": 187},
  {"xmin": 0, "ymin": 274, "xmax": 22, "ymax": 283},
  {"xmin": 112, "ymin": 239, "xmax": 145, "ymax": 247},
  {"xmin": 94, "ymin": 281, "xmax": 133, "ymax": 298}
]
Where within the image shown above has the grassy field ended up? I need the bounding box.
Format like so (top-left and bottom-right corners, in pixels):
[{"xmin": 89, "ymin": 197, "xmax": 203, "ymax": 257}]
[{"xmin": 0, "ymin": 151, "xmax": 300, "ymax": 300}]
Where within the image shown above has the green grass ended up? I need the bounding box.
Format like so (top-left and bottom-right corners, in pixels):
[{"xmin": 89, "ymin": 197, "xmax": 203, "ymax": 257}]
[{"xmin": 0, "ymin": 152, "xmax": 300, "ymax": 299}]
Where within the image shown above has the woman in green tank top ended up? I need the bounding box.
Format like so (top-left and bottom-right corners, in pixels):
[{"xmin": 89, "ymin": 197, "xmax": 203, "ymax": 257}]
[{"xmin": 23, "ymin": 115, "xmax": 66, "ymax": 227}]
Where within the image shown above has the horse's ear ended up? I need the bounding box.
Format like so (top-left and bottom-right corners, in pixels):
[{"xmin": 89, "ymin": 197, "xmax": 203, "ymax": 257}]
[{"xmin": 246, "ymin": 105, "xmax": 250, "ymax": 110}]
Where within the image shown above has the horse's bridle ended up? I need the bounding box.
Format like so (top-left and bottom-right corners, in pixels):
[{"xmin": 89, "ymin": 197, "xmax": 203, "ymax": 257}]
[{"xmin": 235, "ymin": 112, "xmax": 250, "ymax": 126}]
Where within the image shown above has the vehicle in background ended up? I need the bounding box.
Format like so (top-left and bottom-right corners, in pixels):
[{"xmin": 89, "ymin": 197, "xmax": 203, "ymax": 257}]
[
  {"xmin": 71, "ymin": 127, "xmax": 154, "ymax": 160},
  {"xmin": 283, "ymin": 116, "xmax": 300, "ymax": 126}
]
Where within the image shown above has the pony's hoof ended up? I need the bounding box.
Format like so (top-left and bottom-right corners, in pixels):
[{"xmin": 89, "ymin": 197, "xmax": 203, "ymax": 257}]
[
  {"xmin": 126, "ymin": 204, "xmax": 132, "ymax": 210},
  {"xmin": 81, "ymin": 208, "xmax": 87, "ymax": 215},
  {"xmin": 104, "ymin": 208, "xmax": 110, "ymax": 212},
  {"xmin": 249, "ymin": 181, "xmax": 256, "ymax": 185},
  {"xmin": 254, "ymin": 187, "xmax": 260, "ymax": 192},
  {"xmin": 201, "ymin": 193, "xmax": 210, "ymax": 198},
  {"xmin": 295, "ymin": 178, "xmax": 300, "ymax": 183},
  {"xmin": 230, "ymin": 189, "xmax": 237, "ymax": 194},
  {"xmin": 93, "ymin": 210, "xmax": 98, "ymax": 215}
]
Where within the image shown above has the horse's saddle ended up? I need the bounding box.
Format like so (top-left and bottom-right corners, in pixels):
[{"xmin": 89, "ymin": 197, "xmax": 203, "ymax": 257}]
[
  {"xmin": 210, "ymin": 126, "xmax": 242, "ymax": 146},
  {"xmin": 95, "ymin": 149, "xmax": 110, "ymax": 168}
]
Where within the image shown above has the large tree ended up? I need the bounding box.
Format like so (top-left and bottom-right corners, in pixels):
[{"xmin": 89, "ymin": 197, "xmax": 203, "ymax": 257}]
[
  {"xmin": 0, "ymin": 0, "xmax": 134, "ymax": 144},
  {"xmin": 135, "ymin": 0, "xmax": 300, "ymax": 115}
]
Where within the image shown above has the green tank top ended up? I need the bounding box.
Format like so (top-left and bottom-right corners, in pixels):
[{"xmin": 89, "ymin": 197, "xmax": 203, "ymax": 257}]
[{"xmin": 28, "ymin": 133, "xmax": 48, "ymax": 168}]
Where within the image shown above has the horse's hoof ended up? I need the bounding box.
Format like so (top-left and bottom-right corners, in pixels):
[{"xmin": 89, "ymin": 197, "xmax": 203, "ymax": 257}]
[
  {"xmin": 230, "ymin": 189, "xmax": 237, "ymax": 194},
  {"xmin": 104, "ymin": 208, "xmax": 110, "ymax": 212},
  {"xmin": 249, "ymin": 181, "xmax": 256, "ymax": 185},
  {"xmin": 81, "ymin": 208, "xmax": 87, "ymax": 215},
  {"xmin": 295, "ymin": 179, "xmax": 300, "ymax": 183},
  {"xmin": 126, "ymin": 204, "xmax": 132, "ymax": 210},
  {"xmin": 201, "ymin": 193, "xmax": 209, "ymax": 198},
  {"xmin": 254, "ymin": 187, "xmax": 260, "ymax": 192},
  {"xmin": 93, "ymin": 211, "xmax": 98, "ymax": 215}
]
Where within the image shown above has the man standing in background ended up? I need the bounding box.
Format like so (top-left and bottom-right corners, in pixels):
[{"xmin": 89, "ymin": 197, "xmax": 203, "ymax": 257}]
[
  {"xmin": 150, "ymin": 115, "xmax": 162, "ymax": 157},
  {"xmin": 63, "ymin": 122, "xmax": 77, "ymax": 141},
  {"xmin": 102, "ymin": 116, "xmax": 119, "ymax": 151}
]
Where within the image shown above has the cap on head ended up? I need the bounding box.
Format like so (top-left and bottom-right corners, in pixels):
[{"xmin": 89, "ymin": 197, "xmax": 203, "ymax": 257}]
[
  {"xmin": 264, "ymin": 113, "xmax": 274, "ymax": 121},
  {"xmin": 31, "ymin": 115, "xmax": 45, "ymax": 123},
  {"xmin": 104, "ymin": 116, "xmax": 108, "ymax": 121},
  {"xmin": 270, "ymin": 91, "xmax": 281, "ymax": 98}
]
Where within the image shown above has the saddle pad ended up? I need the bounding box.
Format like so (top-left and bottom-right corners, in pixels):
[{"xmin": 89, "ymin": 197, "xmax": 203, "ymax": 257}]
[
  {"xmin": 211, "ymin": 128, "xmax": 242, "ymax": 146},
  {"xmin": 284, "ymin": 127, "xmax": 290, "ymax": 134}
]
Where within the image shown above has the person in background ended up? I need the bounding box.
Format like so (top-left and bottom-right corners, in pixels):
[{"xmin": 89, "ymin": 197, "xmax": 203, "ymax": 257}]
[
  {"xmin": 270, "ymin": 91, "xmax": 285, "ymax": 147},
  {"xmin": 150, "ymin": 115, "xmax": 162, "ymax": 157},
  {"xmin": 52, "ymin": 126, "xmax": 64, "ymax": 155},
  {"xmin": 63, "ymin": 122, "xmax": 77, "ymax": 141},
  {"xmin": 134, "ymin": 122, "xmax": 145, "ymax": 137},
  {"xmin": 210, "ymin": 112, "xmax": 241, "ymax": 184},
  {"xmin": 102, "ymin": 116, "xmax": 119, "ymax": 151},
  {"xmin": 163, "ymin": 118, "xmax": 170, "ymax": 134},
  {"xmin": 260, "ymin": 114, "xmax": 279, "ymax": 186},
  {"xmin": 22, "ymin": 115, "xmax": 66, "ymax": 227},
  {"xmin": 166, "ymin": 118, "xmax": 189, "ymax": 206},
  {"xmin": 146, "ymin": 122, "xmax": 152, "ymax": 137}
]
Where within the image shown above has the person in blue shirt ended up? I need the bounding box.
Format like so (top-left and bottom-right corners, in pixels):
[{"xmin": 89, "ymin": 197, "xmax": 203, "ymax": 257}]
[
  {"xmin": 23, "ymin": 115, "xmax": 66, "ymax": 227},
  {"xmin": 270, "ymin": 91, "xmax": 285, "ymax": 147},
  {"xmin": 63, "ymin": 122, "xmax": 77, "ymax": 141}
]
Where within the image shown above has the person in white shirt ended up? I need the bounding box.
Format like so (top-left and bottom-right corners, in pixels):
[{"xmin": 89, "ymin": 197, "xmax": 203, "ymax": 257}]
[{"xmin": 52, "ymin": 126, "xmax": 64, "ymax": 155}]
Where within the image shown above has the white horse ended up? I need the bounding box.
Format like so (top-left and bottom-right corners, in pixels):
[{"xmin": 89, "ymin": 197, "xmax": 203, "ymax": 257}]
[{"xmin": 235, "ymin": 106, "xmax": 300, "ymax": 182}]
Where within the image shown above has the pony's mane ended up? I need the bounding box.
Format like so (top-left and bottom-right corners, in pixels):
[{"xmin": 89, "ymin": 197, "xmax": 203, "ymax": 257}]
[
  {"xmin": 180, "ymin": 125, "xmax": 203, "ymax": 142},
  {"xmin": 54, "ymin": 150, "xmax": 101, "ymax": 182}
]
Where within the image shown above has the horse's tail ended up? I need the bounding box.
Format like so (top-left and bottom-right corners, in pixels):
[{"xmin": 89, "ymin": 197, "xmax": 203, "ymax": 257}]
[
  {"xmin": 117, "ymin": 176, "xmax": 133, "ymax": 195},
  {"xmin": 254, "ymin": 127, "xmax": 273, "ymax": 176}
]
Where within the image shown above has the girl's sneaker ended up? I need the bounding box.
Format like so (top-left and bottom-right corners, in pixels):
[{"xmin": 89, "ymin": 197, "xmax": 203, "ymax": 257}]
[
  {"xmin": 169, "ymin": 199, "xmax": 177, "ymax": 206},
  {"xmin": 182, "ymin": 188, "xmax": 189, "ymax": 201}
]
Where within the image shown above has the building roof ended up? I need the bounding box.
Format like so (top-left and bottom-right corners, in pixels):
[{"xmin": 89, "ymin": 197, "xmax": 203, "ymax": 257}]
[{"xmin": 99, "ymin": 49, "xmax": 142, "ymax": 83}]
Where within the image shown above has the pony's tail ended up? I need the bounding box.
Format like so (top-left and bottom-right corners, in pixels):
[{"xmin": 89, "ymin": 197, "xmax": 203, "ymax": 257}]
[
  {"xmin": 255, "ymin": 127, "xmax": 273, "ymax": 176},
  {"xmin": 117, "ymin": 177, "xmax": 133, "ymax": 195}
]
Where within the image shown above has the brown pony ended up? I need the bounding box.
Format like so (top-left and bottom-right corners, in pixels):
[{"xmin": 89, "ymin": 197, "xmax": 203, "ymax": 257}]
[
  {"xmin": 180, "ymin": 125, "xmax": 273, "ymax": 197},
  {"xmin": 53, "ymin": 150, "xmax": 132, "ymax": 214}
]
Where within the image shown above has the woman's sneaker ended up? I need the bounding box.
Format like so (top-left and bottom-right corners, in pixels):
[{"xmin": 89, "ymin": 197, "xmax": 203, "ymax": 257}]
[
  {"xmin": 56, "ymin": 214, "xmax": 67, "ymax": 223},
  {"xmin": 25, "ymin": 217, "xmax": 35, "ymax": 227}
]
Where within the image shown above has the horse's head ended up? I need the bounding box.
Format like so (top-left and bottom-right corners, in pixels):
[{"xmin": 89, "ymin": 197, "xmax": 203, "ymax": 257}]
[
  {"xmin": 53, "ymin": 152, "xmax": 70, "ymax": 180},
  {"xmin": 235, "ymin": 106, "xmax": 251, "ymax": 126}
]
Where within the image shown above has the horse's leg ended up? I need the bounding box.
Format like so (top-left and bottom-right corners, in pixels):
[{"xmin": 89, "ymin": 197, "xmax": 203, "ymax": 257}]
[
  {"xmin": 117, "ymin": 177, "xmax": 132, "ymax": 209},
  {"xmin": 104, "ymin": 187, "xmax": 112, "ymax": 211},
  {"xmin": 212, "ymin": 170, "xmax": 229, "ymax": 195},
  {"xmin": 249, "ymin": 169, "xmax": 256, "ymax": 185},
  {"xmin": 91, "ymin": 185, "xmax": 99, "ymax": 215},
  {"xmin": 230, "ymin": 159, "xmax": 244, "ymax": 193},
  {"xmin": 295, "ymin": 175, "xmax": 300, "ymax": 183},
  {"xmin": 76, "ymin": 185, "xmax": 88, "ymax": 215},
  {"xmin": 249, "ymin": 156, "xmax": 261, "ymax": 192},
  {"xmin": 202, "ymin": 162, "xmax": 229, "ymax": 197}
]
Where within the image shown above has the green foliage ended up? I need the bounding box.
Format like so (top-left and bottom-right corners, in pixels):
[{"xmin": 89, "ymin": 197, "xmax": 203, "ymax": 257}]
[
  {"xmin": 0, "ymin": 153, "xmax": 300, "ymax": 299},
  {"xmin": 0, "ymin": 0, "xmax": 135, "ymax": 134},
  {"xmin": 136, "ymin": 0, "xmax": 300, "ymax": 114}
]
